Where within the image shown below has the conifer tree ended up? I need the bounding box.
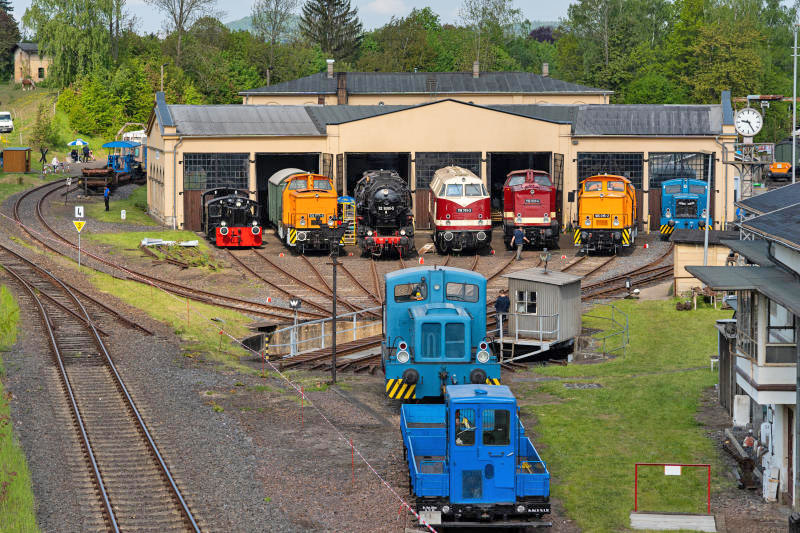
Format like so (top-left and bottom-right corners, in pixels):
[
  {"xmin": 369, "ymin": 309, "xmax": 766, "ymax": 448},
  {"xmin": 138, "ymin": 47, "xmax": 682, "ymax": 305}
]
[
  {"xmin": 299, "ymin": 0, "xmax": 362, "ymax": 61},
  {"xmin": 0, "ymin": 0, "xmax": 13, "ymax": 14}
]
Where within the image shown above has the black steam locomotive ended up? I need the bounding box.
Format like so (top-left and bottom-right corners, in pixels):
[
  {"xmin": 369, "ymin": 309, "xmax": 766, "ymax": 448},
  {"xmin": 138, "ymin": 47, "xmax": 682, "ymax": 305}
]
[
  {"xmin": 353, "ymin": 170, "xmax": 415, "ymax": 257},
  {"xmin": 202, "ymin": 188, "xmax": 262, "ymax": 247}
]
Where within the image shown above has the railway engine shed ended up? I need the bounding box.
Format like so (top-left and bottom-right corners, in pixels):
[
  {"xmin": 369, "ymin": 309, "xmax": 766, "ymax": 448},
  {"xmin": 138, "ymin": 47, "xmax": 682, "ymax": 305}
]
[{"xmin": 145, "ymin": 67, "xmax": 739, "ymax": 234}]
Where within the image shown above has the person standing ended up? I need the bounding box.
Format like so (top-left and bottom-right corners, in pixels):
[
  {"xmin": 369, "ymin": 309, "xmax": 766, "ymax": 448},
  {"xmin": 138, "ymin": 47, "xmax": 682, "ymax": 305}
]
[
  {"xmin": 511, "ymin": 226, "xmax": 530, "ymax": 261},
  {"xmin": 494, "ymin": 289, "xmax": 510, "ymax": 334},
  {"xmin": 104, "ymin": 185, "xmax": 110, "ymax": 211},
  {"xmin": 82, "ymin": 145, "xmax": 90, "ymax": 162}
]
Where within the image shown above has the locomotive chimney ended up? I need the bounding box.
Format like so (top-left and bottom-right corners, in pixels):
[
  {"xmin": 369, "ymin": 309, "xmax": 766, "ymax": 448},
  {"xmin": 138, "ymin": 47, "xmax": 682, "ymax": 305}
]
[
  {"xmin": 542, "ymin": 62, "xmax": 549, "ymax": 77},
  {"xmin": 472, "ymin": 60, "xmax": 480, "ymax": 78},
  {"xmin": 327, "ymin": 59, "xmax": 335, "ymax": 79}
]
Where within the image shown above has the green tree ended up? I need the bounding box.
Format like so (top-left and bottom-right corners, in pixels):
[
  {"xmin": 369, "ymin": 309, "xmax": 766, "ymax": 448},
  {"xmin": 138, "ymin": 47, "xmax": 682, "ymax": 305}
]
[
  {"xmin": 0, "ymin": 11, "xmax": 20, "ymax": 81},
  {"xmin": 31, "ymin": 102, "xmax": 56, "ymax": 152},
  {"xmin": 299, "ymin": 0, "xmax": 363, "ymax": 61},
  {"xmin": 459, "ymin": 0, "xmax": 521, "ymax": 69},
  {"xmin": 0, "ymin": 0, "xmax": 12, "ymax": 13},
  {"xmin": 144, "ymin": 0, "xmax": 217, "ymax": 66},
  {"xmin": 357, "ymin": 8, "xmax": 440, "ymax": 72},
  {"xmin": 251, "ymin": 0, "xmax": 299, "ymax": 84}
]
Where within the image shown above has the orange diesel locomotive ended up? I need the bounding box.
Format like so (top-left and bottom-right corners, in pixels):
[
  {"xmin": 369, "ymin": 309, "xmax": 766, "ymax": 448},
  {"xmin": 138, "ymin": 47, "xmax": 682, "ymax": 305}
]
[{"xmin": 573, "ymin": 174, "xmax": 637, "ymax": 254}]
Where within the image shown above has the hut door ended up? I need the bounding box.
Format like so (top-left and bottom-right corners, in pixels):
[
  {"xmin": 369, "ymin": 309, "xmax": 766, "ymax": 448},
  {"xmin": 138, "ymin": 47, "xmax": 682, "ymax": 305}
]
[
  {"xmin": 649, "ymin": 189, "xmax": 661, "ymax": 230},
  {"xmin": 183, "ymin": 190, "xmax": 203, "ymax": 231}
]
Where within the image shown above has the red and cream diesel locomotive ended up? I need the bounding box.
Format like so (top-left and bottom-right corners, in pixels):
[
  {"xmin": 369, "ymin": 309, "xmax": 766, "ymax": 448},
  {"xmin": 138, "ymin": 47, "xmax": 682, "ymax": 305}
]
[
  {"xmin": 428, "ymin": 166, "xmax": 492, "ymax": 253},
  {"xmin": 502, "ymin": 169, "xmax": 559, "ymax": 249}
]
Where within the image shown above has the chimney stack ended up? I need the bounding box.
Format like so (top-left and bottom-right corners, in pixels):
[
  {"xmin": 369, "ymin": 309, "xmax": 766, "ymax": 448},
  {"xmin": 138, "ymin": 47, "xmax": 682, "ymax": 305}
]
[
  {"xmin": 327, "ymin": 59, "xmax": 335, "ymax": 79},
  {"xmin": 542, "ymin": 63, "xmax": 549, "ymax": 77},
  {"xmin": 473, "ymin": 60, "xmax": 479, "ymax": 78}
]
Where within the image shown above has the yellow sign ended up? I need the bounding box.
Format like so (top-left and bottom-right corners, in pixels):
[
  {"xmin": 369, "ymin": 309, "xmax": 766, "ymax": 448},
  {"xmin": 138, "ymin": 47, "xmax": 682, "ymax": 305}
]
[{"xmin": 73, "ymin": 220, "xmax": 85, "ymax": 233}]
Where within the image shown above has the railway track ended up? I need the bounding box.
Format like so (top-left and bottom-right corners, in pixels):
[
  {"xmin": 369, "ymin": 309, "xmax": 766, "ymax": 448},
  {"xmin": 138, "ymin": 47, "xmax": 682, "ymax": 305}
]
[
  {"xmin": 9, "ymin": 180, "xmax": 317, "ymax": 323},
  {"xmin": 0, "ymin": 243, "xmax": 201, "ymax": 532}
]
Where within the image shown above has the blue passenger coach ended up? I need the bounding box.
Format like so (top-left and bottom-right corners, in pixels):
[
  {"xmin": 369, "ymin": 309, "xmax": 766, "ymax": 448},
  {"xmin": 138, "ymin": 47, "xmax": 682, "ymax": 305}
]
[
  {"xmin": 659, "ymin": 178, "xmax": 708, "ymax": 240},
  {"xmin": 382, "ymin": 266, "xmax": 500, "ymax": 400}
]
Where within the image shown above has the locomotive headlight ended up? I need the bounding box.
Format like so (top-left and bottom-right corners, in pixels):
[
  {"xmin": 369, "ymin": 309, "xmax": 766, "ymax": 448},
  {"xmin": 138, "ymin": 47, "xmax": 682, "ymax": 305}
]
[
  {"xmin": 299, "ymin": 217, "xmax": 306, "ymax": 226},
  {"xmin": 396, "ymin": 350, "xmax": 410, "ymax": 364},
  {"xmin": 665, "ymin": 208, "xmax": 672, "ymax": 218},
  {"xmin": 235, "ymin": 200, "xmax": 242, "ymax": 207},
  {"xmin": 477, "ymin": 350, "xmax": 490, "ymax": 364},
  {"xmin": 400, "ymin": 229, "xmax": 406, "ymax": 236},
  {"xmin": 517, "ymin": 505, "xmax": 526, "ymax": 513},
  {"xmin": 701, "ymin": 209, "xmax": 707, "ymax": 219},
  {"xmin": 220, "ymin": 226, "xmax": 229, "ymax": 236},
  {"xmin": 252, "ymin": 226, "xmax": 261, "ymax": 235},
  {"xmin": 446, "ymin": 220, "xmax": 451, "ymax": 225},
  {"xmin": 441, "ymin": 506, "xmax": 450, "ymax": 514},
  {"xmin": 584, "ymin": 216, "xmax": 590, "ymax": 226},
  {"xmin": 613, "ymin": 216, "xmax": 620, "ymax": 226},
  {"xmin": 252, "ymin": 220, "xmax": 258, "ymax": 226},
  {"xmin": 543, "ymin": 213, "xmax": 549, "ymax": 222},
  {"xmin": 367, "ymin": 230, "xmax": 373, "ymax": 236},
  {"xmin": 580, "ymin": 231, "xmax": 588, "ymax": 240},
  {"xmin": 446, "ymin": 214, "xmax": 451, "ymax": 219},
  {"xmin": 220, "ymin": 220, "xmax": 227, "ymax": 226}
]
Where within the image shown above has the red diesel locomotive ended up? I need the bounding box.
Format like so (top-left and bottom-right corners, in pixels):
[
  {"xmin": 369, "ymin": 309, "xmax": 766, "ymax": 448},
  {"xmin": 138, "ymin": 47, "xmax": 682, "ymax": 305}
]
[
  {"xmin": 429, "ymin": 166, "xmax": 492, "ymax": 253},
  {"xmin": 502, "ymin": 169, "xmax": 559, "ymax": 249}
]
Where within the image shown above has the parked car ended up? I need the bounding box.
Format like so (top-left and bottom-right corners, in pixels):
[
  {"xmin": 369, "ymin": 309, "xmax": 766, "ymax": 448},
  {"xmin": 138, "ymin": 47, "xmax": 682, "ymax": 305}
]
[{"xmin": 0, "ymin": 111, "xmax": 13, "ymax": 133}]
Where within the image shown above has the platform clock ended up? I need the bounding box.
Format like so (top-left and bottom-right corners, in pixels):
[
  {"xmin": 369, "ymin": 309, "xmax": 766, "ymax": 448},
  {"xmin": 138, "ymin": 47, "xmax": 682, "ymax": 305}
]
[{"xmin": 734, "ymin": 107, "xmax": 763, "ymax": 137}]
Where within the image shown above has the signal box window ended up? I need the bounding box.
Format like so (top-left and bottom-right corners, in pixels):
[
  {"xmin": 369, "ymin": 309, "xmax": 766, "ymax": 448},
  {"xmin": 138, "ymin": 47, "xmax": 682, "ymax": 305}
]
[
  {"xmin": 689, "ymin": 185, "xmax": 706, "ymax": 195},
  {"xmin": 313, "ymin": 179, "xmax": 332, "ymax": 190},
  {"xmin": 506, "ymin": 175, "xmax": 525, "ymax": 187},
  {"xmin": 584, "ymin": 181, "xmax": 602, "ymax": 191},
  {"xmin": 289, "ymin": 179, "xmax": 308, "ymax": 190},
  {"xmin": 445, "ymin": 323, "xmax": 465, "ymax": 358},
  {"xmin": 607, "ymin": 181, "xmax": 625, "ymax": 191},
  {"xmin": 446, "ymin": 282, "xmax": 479, "ymax": 302},
  {"xmin": 455, "ymin": 409, "xmax": 476, "ymax": 446},
  {"xmin": 420, "ymin": 323, "xmax": 441, "ymax": 358},
  {"xmin": 464, "ymin": 184, "xmax": 483, "ymax": 196},
  {"xmin": 482, "ymin": 409, "xmax": 510, "ymax": 446},
  {"xmin": 516, "ymin": 291, "xmax": 537, "ymax": 314},
  {"xmin": 446, "ymin": 184, "xmax": 463, "ymax": 197},
  {"xmin": 664, "ymin": 185, "xmax": 681, "ymax": 194},
  {"xmin": 394, "ymin": 281, "xmax": 427, "ymax": 302}
]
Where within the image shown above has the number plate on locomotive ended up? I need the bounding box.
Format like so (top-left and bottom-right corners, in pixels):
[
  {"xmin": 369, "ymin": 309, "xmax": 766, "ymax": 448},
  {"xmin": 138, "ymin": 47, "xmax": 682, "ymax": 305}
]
[
  {"xmin": 524, "ymin": 199, "xmax": 541, "ymax": 204},
  {"xmin": 377, "ymin": 205, "xmax": 395, "ymax": 211},
  {"xmin": 456, "ymin": 208, "xmax": 472, "ymax": 213},
  {"xmin": 594, "ymin": 214, "xmax": 610, "ymax": 218}
]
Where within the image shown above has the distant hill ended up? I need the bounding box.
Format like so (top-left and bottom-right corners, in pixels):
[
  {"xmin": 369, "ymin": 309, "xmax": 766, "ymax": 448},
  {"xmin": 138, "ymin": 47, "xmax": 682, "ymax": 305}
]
[{"xmin": 225, "ymin": 14, "xmax": 300, "ymax": 36}]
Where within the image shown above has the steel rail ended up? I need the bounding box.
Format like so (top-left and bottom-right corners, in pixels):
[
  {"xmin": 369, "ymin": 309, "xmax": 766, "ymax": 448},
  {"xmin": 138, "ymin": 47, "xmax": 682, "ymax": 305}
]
[
  {"xmin": 298, "ymin": 254, "xmax": 376, "ymax": 316},
  {"xmin": 338, "ymin": 260, "xmax": 383, "ymax": 307}
]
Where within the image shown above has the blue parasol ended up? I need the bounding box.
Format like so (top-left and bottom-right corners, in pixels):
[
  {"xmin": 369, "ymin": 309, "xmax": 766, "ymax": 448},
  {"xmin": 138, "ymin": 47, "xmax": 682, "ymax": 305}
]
[{"xmin": 68, "ymin": 138, "xmax": 89, "ymax": 146}]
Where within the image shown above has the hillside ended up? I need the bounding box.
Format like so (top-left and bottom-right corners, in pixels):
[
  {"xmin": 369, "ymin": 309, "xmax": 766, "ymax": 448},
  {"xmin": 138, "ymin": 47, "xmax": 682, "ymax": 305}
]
[{"xmin": 225, "ymin": 14, "xmax": 300, "ymax": 36}]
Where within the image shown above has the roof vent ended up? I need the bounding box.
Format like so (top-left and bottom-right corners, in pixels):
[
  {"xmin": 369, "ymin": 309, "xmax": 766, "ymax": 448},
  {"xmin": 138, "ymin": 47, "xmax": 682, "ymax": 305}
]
[
  {"xmin": 326, "ymin": 59, "xmax": 335, "ymax": 79},
  {"xmin": 426, "ymin": 77, "xmax": 437, "ymax": 93},
  {"xmin": 473, "ymin": 60, "xmax": 479, "ymax": 78},
  {"xmin": 542, "ymin": 62, "xmax": 549, "ymax": 77}
]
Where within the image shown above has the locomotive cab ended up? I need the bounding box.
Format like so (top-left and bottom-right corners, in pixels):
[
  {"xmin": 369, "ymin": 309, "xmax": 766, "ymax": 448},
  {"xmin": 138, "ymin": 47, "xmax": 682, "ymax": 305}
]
[
  {"xmin": 502, "ymin": 170, "xmax": 559, "ymax": 250},
  {"xmin": 383, "ymin": 266, "xmax": 500, "ymax": 400}
]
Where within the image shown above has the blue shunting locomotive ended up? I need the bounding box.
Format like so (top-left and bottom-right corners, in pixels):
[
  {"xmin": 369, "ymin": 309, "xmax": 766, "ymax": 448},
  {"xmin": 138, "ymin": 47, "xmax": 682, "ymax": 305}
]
[
  {"xmin": 659, "ymin": 178, "xmax": 708, "ymax": 240},
  {"xmin": 400, "ymin": 384, "xmax": 551, "ymax": 527},
  {"xmin": 382, "ymin": 266, "xmax": 500, "ymax": 400}
]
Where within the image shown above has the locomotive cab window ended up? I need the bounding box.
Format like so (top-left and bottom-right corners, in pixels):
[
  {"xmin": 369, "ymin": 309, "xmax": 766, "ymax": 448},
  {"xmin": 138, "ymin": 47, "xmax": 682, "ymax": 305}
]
[
  {"xmin": 664, "ymin": 185, "xmax": 681, "ymax": 194},
  {"xmin": 445, "ymin": 184, "xmax": 463, "ymax": 197},
  {"xmin": 689, "ymin": 185, "xmax": 706, "ymax": 195},
  {"xmin": 445, "ymin": 323, "xmax": 466, "ymax": 358},
  {"xmin": 464, "ymin": 184, "xmax": 483, "ymax": 196},
  {"xmin": 584, "ymin": 181, "xmax": 602, "ymax": 191},
  {"xmin": 506, "ymin": 175, "xmax": 525, "ymax": 187},
  {"xmin": 312, "ymin": 179, "xmax": 332, "ymax": 190},
  {"xmin": 394, "ymin": 281, "xmax": 427, "ymax": 302},
  {"xmin": 482, "ymin": 409, "xmax": 510, "ymax": 446},
  {"xmin": 516, "ymin": 291, "xmax": 537, "ymax": 314},
  {"xmin": 420, "ymin": 323, "xmax": 441, "ymax": 359},
  {"xmin": 289, "ymin": 178, "xmax": 309, "ymax": 190},
  {"xmin": 534, "ymin": 175, "xmax": 552, "ymax": 187},
  {"xmin": 455, "ymin": 408, "xmax": 476, "ymax": 446},
  {"xmin": 446, "ymin": 282, "xmax": 479, "ymax": 302},
  {"xmin": 607, "ymin": 181, "xmax": 625, "ymax": 192}
]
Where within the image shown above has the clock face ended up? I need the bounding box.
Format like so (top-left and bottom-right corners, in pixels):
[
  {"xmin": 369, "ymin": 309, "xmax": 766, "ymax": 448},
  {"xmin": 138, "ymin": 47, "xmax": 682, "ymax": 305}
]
[{"xmin": 735, "ymin": 108, "xmax": 763, "ymax": 137}]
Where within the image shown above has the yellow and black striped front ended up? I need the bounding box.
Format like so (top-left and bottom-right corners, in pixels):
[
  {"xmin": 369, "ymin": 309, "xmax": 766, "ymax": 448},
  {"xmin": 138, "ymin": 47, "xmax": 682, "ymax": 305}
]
[
  {"xmin": 573, "ymin": 228, "xmax": 581, "ymax": 245},
  {"xmin": 621, "ymin": 228, "xmax": 631, "ymax": 246},
  {"xmin": 659, "ymin": 224, "xmax": 674, "ymax": 237},
  {"xmin": 288, "ymin": 228, "xmax": 297, "ymax": 245},
  {"xmin": 484, "ymin": 378, "xmax": 501, "ymax": 385},
  {"xmin": 386, "ymin": 379, "xmax": 417, "ymax": 400}
]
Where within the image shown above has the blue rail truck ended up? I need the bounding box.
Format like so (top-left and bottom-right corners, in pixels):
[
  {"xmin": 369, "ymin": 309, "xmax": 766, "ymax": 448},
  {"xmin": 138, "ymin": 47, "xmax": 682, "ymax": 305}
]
[{"xmin": 400, "ymin": 384, "xmax": 551, "ymax": 528}]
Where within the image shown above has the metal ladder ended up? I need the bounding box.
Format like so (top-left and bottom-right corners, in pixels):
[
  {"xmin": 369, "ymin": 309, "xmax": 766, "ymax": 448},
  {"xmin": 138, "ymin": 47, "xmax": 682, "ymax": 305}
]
[{"xmin": 340, "ymin": 199, "xmax": 356, "ymax": 245}]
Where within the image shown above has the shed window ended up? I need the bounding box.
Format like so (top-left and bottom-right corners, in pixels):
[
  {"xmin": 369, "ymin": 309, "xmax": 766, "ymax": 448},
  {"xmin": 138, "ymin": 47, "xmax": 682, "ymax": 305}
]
[
  {"xmin": 768, "ymin": 300, "xmax": 796, "ymax": 344},
  {"xmin": 455, "ymin": 409, "xmax": 476, "ymax": 446},
  {"xmin": 578, "ymin": 152, "xmax": 643, "ymax": 189},
  {"xmin": 420, "ymin": 323, "xmax": 441, "ymax": 358},
  {"xmin": 649, "ymin": 152, "xmax": 713, "ymax": 187},
  {"xmin": 506, "ymin": 175, "xmax": 524, "ymax": 187},
  {"xmin": 394, "ymin": 281, "xmax": 427, "ymax": 302},
  {"xmin": 183, "ymin": 153, "xmax": 249, "ymax": 191},
  {"xmin": 516, "ymin": 290, "xmax": 537, "ymax": 314},
  {"xmin": 446, "ymin": 282, "xmax": 479, "ymax": 302},
  {"xmin": 445, "ymin": 323, "xmax": 466, "ymax": 358},
  {"xmin": 482, "ymin": 409, "xmax": 510, "ymax": 446}
]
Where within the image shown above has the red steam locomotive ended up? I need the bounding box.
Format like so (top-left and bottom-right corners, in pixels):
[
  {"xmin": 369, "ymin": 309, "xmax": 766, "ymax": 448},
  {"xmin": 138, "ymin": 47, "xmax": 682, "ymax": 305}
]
[{"xmin": 502, "ymin": 169, "xmax": 559, "ymax": 249}]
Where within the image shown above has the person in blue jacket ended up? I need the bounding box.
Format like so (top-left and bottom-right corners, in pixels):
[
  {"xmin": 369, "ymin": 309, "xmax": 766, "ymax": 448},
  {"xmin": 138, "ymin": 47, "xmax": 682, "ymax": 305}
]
[{"xmin": 104, "ymin": 185, "xmax": 110, "ymax": 211}]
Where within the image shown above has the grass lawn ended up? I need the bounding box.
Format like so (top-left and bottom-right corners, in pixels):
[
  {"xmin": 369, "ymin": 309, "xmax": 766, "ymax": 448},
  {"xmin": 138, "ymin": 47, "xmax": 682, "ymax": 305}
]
[
  {"xmin": 84, "ymin": 185, "xmax": 155, "ymax": 226},
  {"xmin": 83, "ymin": 229, "xmax": 221, "ymax": 269},
  {"xmin": 87, "ymin": 271, "xmax": 254, "ymax": 369},
  {"xmin": 0, "ymin": 285, "xmax": 39, "ymax": 532},
  {"xmin": 515, "ymin": 299, "xmax": 733, "ymax": 532},
  {"xmin": 0, "ymin": 172, "xmax": 65, "ymax": 205}
]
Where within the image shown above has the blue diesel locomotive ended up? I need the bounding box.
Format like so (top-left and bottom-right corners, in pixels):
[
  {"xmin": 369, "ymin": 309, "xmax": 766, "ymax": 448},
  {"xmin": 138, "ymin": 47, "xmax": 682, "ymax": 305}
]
[
  {"xmin": 382, "ymin": 266, "xmax": 500, "ymax": 400},
  {"xmin": 659, "ymin": 178, "xmax": 708, "ymax": 240}
]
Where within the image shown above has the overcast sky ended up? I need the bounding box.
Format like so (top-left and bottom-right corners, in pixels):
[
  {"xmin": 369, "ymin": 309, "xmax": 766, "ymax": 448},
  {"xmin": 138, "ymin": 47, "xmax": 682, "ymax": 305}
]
[{"xmin": 9, "ymin": 0, "xmax": 574, "ymax": 36}]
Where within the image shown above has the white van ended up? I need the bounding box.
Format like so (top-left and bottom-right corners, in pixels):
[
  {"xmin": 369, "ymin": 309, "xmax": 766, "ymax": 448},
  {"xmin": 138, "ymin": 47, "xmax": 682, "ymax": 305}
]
[{"xmin": 0, "ymin": 111, "xmax": 13, "ymax": 133}]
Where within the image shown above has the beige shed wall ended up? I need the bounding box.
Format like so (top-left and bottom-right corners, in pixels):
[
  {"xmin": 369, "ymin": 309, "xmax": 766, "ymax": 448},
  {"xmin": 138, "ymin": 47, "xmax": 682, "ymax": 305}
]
[
  {"xmin": 244, "ymin": 93, "xmax": 608, "ymax": 106},
  {"xmin": 14, "ymin": 49, "xmax": 52, "ymax": 83},
  {"xmin": 673, "ymin": 242, "xmax": 732, "ymax": 294}
]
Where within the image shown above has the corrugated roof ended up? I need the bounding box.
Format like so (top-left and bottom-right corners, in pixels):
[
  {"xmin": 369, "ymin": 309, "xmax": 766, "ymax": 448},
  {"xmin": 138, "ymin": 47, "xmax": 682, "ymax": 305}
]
[
  {"xmin": 155, "ymin": 92, "xmax": 174, "ymax": 129},
  {"xmin": 489, "ymin": 104, "xmax": 576, "ymax": 124},
  {"xmin": 241, "ymin": 71, "xmax": 610, "ymax": 96},
  {"xmin": 305, "ymin": 104, "xmax": 408, "ymax": 133},
  {"xmin": 735, "ymin": 182, "xmax": 800, "ymax": 215},
  {"xmin": 721, "ymin": 239, "xmax": 774, "ymax": 267},
  {"xmin": 670, "ymin": 229, "xmax": 739, "ymax": 245},
  {"xmin": 740, "ymin": 203, "xmax": 800, "ymax": 251},
  {"xmin": 572, "ymin": 105, "xmax": 723, "ymax": 136},
  {"xmin": 721, "ymin": 90, "xmax": 734, "ymax": 125},
  {"xmin": 503, "ymin": 267, "xmax": 582, "ymax": 286},
  {"xmin": 167, "ymin": 105, "xmax": 322, "ymax": 136},
  {"xmin": 687, "ymin": 265, "xmax": 800, "ymax": 315}
]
